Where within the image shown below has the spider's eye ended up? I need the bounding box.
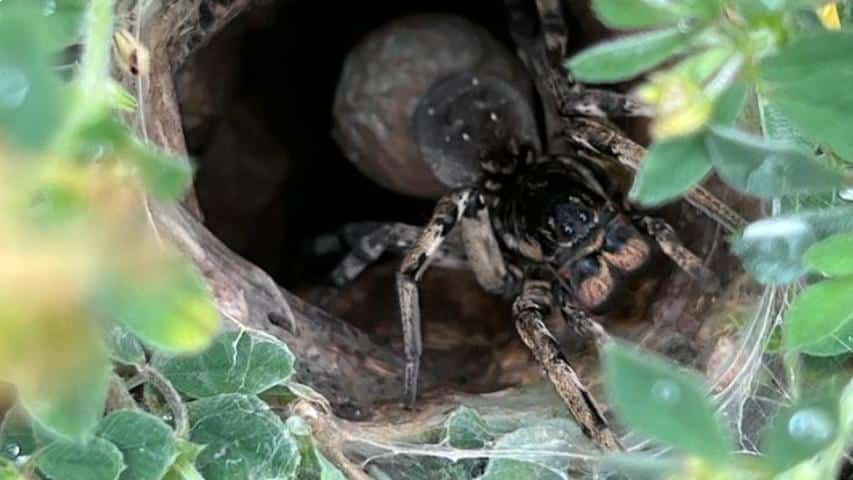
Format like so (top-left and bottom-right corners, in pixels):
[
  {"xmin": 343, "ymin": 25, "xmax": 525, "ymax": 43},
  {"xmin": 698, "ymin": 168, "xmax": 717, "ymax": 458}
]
[
  {"xmin": 578, "ymin": 211, "xmax": 589, "ymax": 223},
  {"xmin": 562, "ymin": 223, "xmax": 575, "ymax": 236}
]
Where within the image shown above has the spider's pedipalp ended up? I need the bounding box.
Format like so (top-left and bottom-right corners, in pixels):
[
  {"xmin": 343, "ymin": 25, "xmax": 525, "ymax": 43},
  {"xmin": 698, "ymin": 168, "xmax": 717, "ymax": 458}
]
[{"xmin": 461, "ymin": 194, "xmax": 512, "ymax": 295}]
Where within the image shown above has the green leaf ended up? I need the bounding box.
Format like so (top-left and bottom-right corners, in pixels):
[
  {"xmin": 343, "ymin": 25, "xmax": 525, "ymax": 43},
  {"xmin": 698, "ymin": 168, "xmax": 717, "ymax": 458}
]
[
  {"xmin": 0, "ymin": 407, "xmax": 38, "ymax": 460},
  {"xmin": 37, "ymin": 437, "xmax": 125, "ymax": 480},
  {"xmin": 733, "ymin": 216, "xmax": 817, "ymax": 284},
  {"xmin": 732, "ymin": 207, "xmax": 853, "ymax": 284},
  {"xmin": 629, "ymin": 134, "xmax": 711, "ymax": 206},
  {"xmin": 107, "ymin": 80, "xmax": 137, "ymax": 112},
  {"xmin": 601, "ymin": 454, "xmax": 682, "ymax": 480},
  {"xmin": 0, "ymin": 457, "xmax": 20, "ymax": 480},
  {"xmin": 602, "ymin": 343, "xmax": 731, "ymax": 462},
  {"xmin": 733, "ymin": 0, "xmax": 823, "ymax": 19},
  {"xmin": 567, "ymin": 28, "xmax": 690, "ymax": 83},
  {"xmin": 480, "ymin": 419, "xmax": 593, "ymax": 480},
  {"xmin": 760, "ymin": 32, "xmax": 853, "ymax": 160},
  {"xmin": 629, "ymin": 81, "xmax": 749, "ymax": 207},
  {"xmin": 28, "ymin": 182, "xmax": 90, "ymax": 227},
  {"xmin": 672, "ymin": 46, "xmax": 732, "ymax": 83},
  {"xmin": 785, "ymin": 277, "xmax": 853, "ymax": 356},
  {"xmin": 154, "ymin": 330, "xmax": 295, "ymax": 398},
  {"xmin": 125, "ymin": 139, "xmax": 193, "ymax": 201},
  {"xmin": 712, "ymin": 81, "xmax": 749, "ymax": 126},
  {"xmin": 705, "ymin": 126, "xmax": 842, "ymax": 198},
  {"xmin": 94, "ymin": 257, "xmax": 219, "ymax": 355},
  {"xmin": 69, "ymin": 112, "xmax": 191, "ymax": 199},
  {"xmin": 264, "ymin": 381, "xmax": 330, "ymax": 412},
  {"xmin": 591, "ymin": 0, "xmax": 720, "ymax": 28},
  {"xmin": 759, "ymin": 96, "xmax": 814, "ymax": 150},
  {"xmin": 46, "ymin": 0, "xmax": 88, "ymax": 48},
  {"xmin": 762, "ymin": 396, "xmax": 839, "ymax": 472},
  {"xmin": 96, "ymin": 410, "xmax": 178, "ymax": 480},
  {"xmin": 162, "ymin": 439, "xmax": 205, "ymax": 480},
  {"xmin": 804, "ymin": 234, "xmax": 853, "ymax": 277},
  {"xmin": 187, "ymin": 394, "xmax": 299, "ymax": 480},
  {"xmin": 68, "ymin": 113, "xmax": 129, "ymax": 161},
  {"xmin": 287, "ymin": 417, "xmax": 346, "ymax": 480},
  {"xmin": 24, "ymin": 357, "xmax": 111, "ymax": 439},
  {"xmin": 446, "ymin": 406, "xmax": 493, "ymax": 449},
  {"xmin": 107, "ymin": 326, "xmax": 146, "ymax": 365},
  {"xmin": 1, "ymin": 0, "xmax": 88, "ymax": 50},
  {"xmin": 0, "ymin": 6, "xmax": 64, "ymax": 150}
]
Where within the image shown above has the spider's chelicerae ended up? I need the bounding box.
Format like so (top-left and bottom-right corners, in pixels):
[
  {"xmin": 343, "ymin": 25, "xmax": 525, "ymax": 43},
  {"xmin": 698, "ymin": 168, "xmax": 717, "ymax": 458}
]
[{"xmin": 327, "ymin": 0, "xmax": 747, "ymax": 450}]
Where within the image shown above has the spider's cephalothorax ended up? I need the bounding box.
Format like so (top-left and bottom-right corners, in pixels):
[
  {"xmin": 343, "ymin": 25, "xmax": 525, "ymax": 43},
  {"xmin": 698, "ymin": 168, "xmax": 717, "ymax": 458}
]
[
  {"xmin": 495, "ymin": 159, "xmax": 656, "ymax": 315},
  {"xmin": 414, "ymin": 71, "xmax": 661, "ymax": 317},
  {"xmin": 327, "ymin": 0, "xmax": 733, "ymax": 451}
]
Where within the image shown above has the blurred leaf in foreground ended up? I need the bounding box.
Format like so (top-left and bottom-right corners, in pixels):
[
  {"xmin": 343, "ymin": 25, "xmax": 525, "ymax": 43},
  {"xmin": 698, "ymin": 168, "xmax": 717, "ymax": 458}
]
[
  {"xmin": 762, "ymin": 395, "xmax": 839, "ymax": 472},
  {"xmin": 603, "ymin": 343, "xmax": 732, "ymax": 463},
  {"xmin": 0, "ymin": 5, "xmax": 65, "ymax": 151},
  {"xmin": 760, "ymin": 31, "xmax": 853, "ymax": 161},
  {"xmin": 785, "ymin": 278, "xmax": 853, "ymax": 356},
  {"xmin": 803, "ymin": 233, "xmax": 853, "ymax": 277}
]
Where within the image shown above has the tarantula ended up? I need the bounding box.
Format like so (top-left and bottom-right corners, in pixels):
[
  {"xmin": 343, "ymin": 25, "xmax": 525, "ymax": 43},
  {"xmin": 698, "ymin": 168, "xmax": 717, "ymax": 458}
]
[{"xmin": 327, "ymin": 0, "xmax": 745, "ymax": 450}]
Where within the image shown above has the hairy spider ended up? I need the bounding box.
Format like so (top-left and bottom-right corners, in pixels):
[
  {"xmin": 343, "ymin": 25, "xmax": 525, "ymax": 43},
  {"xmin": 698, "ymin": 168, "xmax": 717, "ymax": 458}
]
[{"xmin": 326, "ymin": 0, "xmax": 746, "ymax": 450}]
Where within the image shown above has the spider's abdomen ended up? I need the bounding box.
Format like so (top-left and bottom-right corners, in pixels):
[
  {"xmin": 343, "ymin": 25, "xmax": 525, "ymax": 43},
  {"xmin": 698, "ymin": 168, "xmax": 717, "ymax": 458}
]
[
  {"xmin": 332, "ymin": 14, "xmax": 533, "ymax": 198},
  {"xmin": 414, "ymin": 73, "xmax": 539, "ymax": 190}
]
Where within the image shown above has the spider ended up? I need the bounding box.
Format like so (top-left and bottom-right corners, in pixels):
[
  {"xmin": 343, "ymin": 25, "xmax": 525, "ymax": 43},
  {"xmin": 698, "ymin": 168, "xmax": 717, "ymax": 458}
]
[{"xmin": 325, "ymin": 0, "xmax": 746, "ymax": 450}]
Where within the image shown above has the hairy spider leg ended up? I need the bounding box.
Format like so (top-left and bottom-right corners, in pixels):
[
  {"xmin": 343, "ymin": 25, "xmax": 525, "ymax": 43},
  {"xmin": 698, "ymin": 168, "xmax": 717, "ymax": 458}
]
[
  {"xmin": 638, "ymin": 216, "xmax": 721, "ymax": 292},
  {"xmin": 513, "ymin": 277, "xmax": 623, "ymax": 450},
  {"xmin": 504, "ymin": 1, "xmax": 645, "ymax": 124},
  {"xmin": 397, "ymin": 189, "xmax": 473, "ymax": 407},
  {"xmin": 565, "ymin": 117, "xmax": 748, "ymax": 233},
  {"xmin": 316, "ymin": 222, "xmax": 468, "ymax": 307},
  {"xmin": 507, "ymin": 0, "xmax": 747, "ymax": 233}
]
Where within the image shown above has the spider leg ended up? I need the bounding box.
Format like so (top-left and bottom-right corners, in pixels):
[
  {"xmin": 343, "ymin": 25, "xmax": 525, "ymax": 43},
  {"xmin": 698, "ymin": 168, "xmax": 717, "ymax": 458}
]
[
  {"xmin": 504, "ymin": 1, "xmax": 646, "ymax": 123},
  {"xmin": 514, "ymin": 278, "xmax": 622, "ymax": 450},
  {"xmin": 567, "ymin": 118, "xmax": 749, "ymax": 233},
  {"xmin": 504, "ymin": 1, "xmax": 748, "ymax": 233},
  {"xmin": 638, "ymin": 215, "xmax": 721, "ymax": 293},
  {"xmin": 533, "ymin": 0, "xmax": 569, "ymax": 65},
  {"xmin": 398, "ymin": 189, "xmax": 474, "ymax": 407},
  {"xmin": 314, "ymin": 222, "xmax": 467, "ymax": 307},
  {"xmin": 565, "ymin": 87, "xmax": 652, "ymax": 118}
]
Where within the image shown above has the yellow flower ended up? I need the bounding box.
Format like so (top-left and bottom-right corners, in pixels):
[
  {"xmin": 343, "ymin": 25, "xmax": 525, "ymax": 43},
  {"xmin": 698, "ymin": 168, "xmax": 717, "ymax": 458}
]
[
  {"xmin": 818, "ymin": 3, "xmax": 841, "ymax": 30},
  {"xmin": 639, "ymin": 73, "xmax": 713, "ymax": 140}
]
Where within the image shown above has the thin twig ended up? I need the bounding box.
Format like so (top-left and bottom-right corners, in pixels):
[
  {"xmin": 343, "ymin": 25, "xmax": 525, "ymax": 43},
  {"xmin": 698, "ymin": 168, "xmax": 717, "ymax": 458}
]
[{"xmin": 141, "ymin": 365, "xmax": 189, "ymax": 438}]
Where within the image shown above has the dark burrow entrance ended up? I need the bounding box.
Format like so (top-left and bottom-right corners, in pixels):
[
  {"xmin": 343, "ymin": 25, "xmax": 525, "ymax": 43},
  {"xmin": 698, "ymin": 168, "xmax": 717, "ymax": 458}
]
[
  {"xmin": 177, "ymin": 0, "xmax": 559, "ymax": 395},
  {"xmin": 175, "ymin": 0, "xmax": 734, "ymax": 399}
]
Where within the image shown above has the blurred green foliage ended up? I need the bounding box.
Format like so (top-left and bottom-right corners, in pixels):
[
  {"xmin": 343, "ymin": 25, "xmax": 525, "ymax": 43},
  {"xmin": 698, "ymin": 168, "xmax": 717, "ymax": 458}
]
[
  {"xmin": 2, "ymin": 0, "xmax": 853, "ymax": 479},
  {"xmin": 0, "ymin": 1, "xmax": 339, "ymax": 479},
  {"xmin": 568, "ymin": 1, "xmax": 853, "ymax": 478}
]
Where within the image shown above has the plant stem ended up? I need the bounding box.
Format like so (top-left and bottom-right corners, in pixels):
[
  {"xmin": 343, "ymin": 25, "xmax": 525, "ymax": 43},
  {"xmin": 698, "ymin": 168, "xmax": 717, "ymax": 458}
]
[
  {"xmin": 142, "ymin": 365, "xmax": 190, "ymax": 438},
  {"xmin": 78, "ymin": 0, "xmax": 115, "ymax": 93}
]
